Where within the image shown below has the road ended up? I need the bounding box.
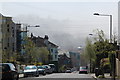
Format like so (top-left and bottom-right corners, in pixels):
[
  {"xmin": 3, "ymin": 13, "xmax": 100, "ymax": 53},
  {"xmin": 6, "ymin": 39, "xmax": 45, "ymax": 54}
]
[{"xmin": 19, "ymin": 72, "xmax": 95, "ymax": 80}]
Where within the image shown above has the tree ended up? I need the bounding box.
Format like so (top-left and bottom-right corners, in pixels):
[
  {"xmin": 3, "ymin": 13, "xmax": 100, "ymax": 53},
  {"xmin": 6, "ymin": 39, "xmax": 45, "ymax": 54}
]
[
  {"xmin": 84, "ymin": 37, "xmax": 96, "ymax": 72},
  {"xmin": 20, "ymin": 37, "xmax": 50, "ymax": 65},
  {"xmin": 84, "ymin": 29, "xmax": 117, "ymax": 73},
  {"xmin": 33, "ymin": 47, "xmax": 49, "ymax": 64},
  {"xmin": 23, "ymin": 37, "xmax": 36, "ymax": 64}
]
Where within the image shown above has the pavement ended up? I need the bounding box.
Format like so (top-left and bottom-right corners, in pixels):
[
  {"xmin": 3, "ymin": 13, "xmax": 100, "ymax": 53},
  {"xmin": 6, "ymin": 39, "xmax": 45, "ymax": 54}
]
[
  {"xmin": 19, "ymin": 71, "xmax": 78, "ymax": 78},
  {"xmin": 19, "ymin": 72, "xmax": 120, "ymax": 79},
  {"xmin": 90, "ymin": 73, "xmax": 120, "ymax": 80}
]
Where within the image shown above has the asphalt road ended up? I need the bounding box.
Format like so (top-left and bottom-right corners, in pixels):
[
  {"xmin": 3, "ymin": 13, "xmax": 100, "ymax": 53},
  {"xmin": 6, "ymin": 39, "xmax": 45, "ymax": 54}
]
[{"xmin": 19, "ymin": 72, "xmax": 95, "ymax": 80}]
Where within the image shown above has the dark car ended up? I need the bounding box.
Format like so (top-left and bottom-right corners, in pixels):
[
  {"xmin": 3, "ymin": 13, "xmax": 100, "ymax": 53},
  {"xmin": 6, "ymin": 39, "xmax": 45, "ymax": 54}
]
[
  {"xmin": 79, "ymin": 66, "xmax": 88, "ymax": 74},
  {"xmin": 95, "ymin": 68, "xmax": 104, "ymax": 77},
  {"xmin": 23, "ymin": 65, "xmax": 39, "ymax": 77},
  {"xmin": 65, "ymin": 69, "xmax": 72, "ymax": 73},
  {"xmin": 42, "ymin": 65, "xmax": 52, "ymax": 74},
  {"xmin": 37, "ymin": 66, "xmax": 46, "ymax": 75},
  {"xmin": 48, "ymin": 64, "xmax": 56, "ymax": 72},
  {"xmin": 0, "ymin": 63, "xmax": 19, "ymax": 80}
]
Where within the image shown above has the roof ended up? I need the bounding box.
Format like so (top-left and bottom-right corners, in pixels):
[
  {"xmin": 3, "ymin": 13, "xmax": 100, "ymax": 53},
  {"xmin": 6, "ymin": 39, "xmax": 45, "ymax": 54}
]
[{"xmin": 30, "ymin": 35, "xmax": 58, "ymax": 48}]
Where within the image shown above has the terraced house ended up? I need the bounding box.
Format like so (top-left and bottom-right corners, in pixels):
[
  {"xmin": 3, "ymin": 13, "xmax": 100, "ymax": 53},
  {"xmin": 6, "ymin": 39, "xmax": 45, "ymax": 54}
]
[{"xmin": 30, "ymin": 34, "xmax": 59, "ymax": 71}]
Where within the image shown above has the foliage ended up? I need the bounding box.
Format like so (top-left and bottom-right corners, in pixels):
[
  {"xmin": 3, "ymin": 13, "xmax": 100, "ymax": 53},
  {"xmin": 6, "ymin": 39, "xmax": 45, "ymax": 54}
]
[
  {"xmin": 85, "ymin": 38, "xmax": 96, "ymax": 60},
  {"xmin": 22, "ymin": 37, "xmax": 49, "ymax": 64},
  {"xmin": 34, "ymin": 62, "xmax": 43, "ymax": 66},
  {"xmin": 33, "ymin": 47, "xmax": 49, "ymax": 64},
  {"xmin": 84, "ymin": 29, "xmax": 117, "ymax": 73},
  {"xmin": 23, "ymin": 37, "xmax": 36, "ymax": 64},
  {"xmin": 59, "ymin": 65, "xmax": 66, "ymax": 72}
]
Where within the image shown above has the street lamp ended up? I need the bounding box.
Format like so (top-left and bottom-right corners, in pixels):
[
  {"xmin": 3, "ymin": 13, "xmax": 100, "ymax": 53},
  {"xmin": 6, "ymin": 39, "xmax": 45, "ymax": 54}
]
[
  {"xmin": 88, "ymin": 34, "xmax": 93, "ymax": 73},
  {"xmin": 94, "ymin": 13, "xmax": 115, "ymax": 80},
  {"xmin": 20, "ymin": 24, "xmax": 40, "ymax": 53},
  {"xmin": 93, "ymin": 13, "xmax": 112, "ymax": 43}
]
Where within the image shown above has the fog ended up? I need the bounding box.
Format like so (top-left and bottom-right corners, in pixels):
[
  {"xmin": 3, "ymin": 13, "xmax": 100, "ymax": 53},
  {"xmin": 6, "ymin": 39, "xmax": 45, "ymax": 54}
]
[
  {"xmin": 2, "ymin": 2, "xmax": 118, "ymax": 51},
  {"xmin": 13, "ymin": 15, "xmax": 88, "ymax": 51}
]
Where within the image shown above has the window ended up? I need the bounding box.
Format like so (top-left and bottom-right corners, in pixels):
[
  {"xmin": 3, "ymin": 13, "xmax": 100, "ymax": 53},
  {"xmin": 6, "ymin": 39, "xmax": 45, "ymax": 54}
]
[
  {"xmin": 55, "ymin": 55, "xmax": 57, "ymax": 59},
  {"xmin": 7, "ymin": 29, "xmax": 9, "ymax": 32},
  {"xmin": 7, "ymin": 24, "xmax": 9, "ymax": 32},
  {"xmin": 77, "ymin": 55, "xmax": 80, "ymax": 59},
  {"xmin": 7, "ymin": 24, "xmax": 9, "ymax": 27},
  {"xmin": 12, "ymin": 43, "xmax": 14, "ymax": 51},
  {"xmin": 51, "ymin": 49, "xmax": 53, "ymax": 52},
  {"xmin": 7, "ymin": 43, "xmax": 9, "ymax": 47}
]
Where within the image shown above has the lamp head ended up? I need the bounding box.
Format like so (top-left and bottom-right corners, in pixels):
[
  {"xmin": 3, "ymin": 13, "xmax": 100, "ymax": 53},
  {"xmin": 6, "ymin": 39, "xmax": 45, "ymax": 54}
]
[
  {"xmin": 35, "ymin": 25, "xmax": 40, "ymax": 27},
  {"xmin": 94, "ymin": 13, "xmax": 99, "ymax": 15}
]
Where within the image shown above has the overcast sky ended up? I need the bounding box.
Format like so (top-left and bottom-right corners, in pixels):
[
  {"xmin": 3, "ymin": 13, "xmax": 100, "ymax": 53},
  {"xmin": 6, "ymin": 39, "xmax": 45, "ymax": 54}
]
[{"xmin": 0, "ymin": 0, "xmax": 119, "ymax": 51}]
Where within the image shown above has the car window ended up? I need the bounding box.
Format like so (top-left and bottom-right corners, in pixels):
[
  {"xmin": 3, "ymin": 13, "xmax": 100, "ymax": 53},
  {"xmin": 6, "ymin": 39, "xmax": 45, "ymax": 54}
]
[
  {"xmin": 2, "ymin": 64, "xmax": 10, "ymax": 72},
  {"xmin": 47, "ymin": 66, "xmax": 51, "ymax": 68},
  {"xmin": 42, "ymin": 66, "xmax": 46, "ymax": 68},
  {"xmin": 43, "ymin": 65, "xmax": 49, "ymax": 68},
  {"xmin": 9, "ymin": 64, "xmax": 16, "ymax": 71},
  {"xmin": 80, "ymin": 67, "xmax": 87, "ymax": 69},
  {"xmin": 37, "ymin": 66, "xmax": 43, "ymax": 69},
  {"xmin": 49, "ymin": 65, "xmax": 55, "ymax": 68},
  {"xmin": 25, "ymin": 66, "xmax": 37, "ymax": 70}
]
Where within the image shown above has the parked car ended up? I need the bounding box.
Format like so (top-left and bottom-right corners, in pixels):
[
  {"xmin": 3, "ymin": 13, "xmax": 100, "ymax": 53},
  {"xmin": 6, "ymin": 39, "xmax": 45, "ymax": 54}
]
[
  {"xmin": 65, "ymin": 68, "xmax": 72, "ymax": 73},
  {"xmin": 79, "ymin": 66, "xmax": 88, "ymax": 74},
  {"xmin": 23, "ymin": 65, "xmax": 39, "ymax": 77},
  {"xmin": 0, "ymin": 63, "xmax": 19, "ymax": 80},
  {"xmin": 42, "ymin": 65, "xmax": 53, "ymax": 74},
  {"xmin": 37, "ymin": 66, "xmax": 46, "ymax": 75},
  {"xmin": 95, "ymin": 67, "xmax": 104, "ymax": 77},
  {"xmin": 48, "ymin": 64, "xmax": 56, "ymax": 72}
]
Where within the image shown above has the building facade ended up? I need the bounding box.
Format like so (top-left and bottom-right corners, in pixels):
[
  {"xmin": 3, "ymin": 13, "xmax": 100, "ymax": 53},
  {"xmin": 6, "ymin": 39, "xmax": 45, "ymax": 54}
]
[
  {"xmin": 0, "ymin": 14, "xmax": 2, "ymax": 62},
  {"xmin": 0, "ymin": 14, "xmax": 18, "ymax": 62},
  {"xmin": 30, "ymin": 35, "xmax": 59, "ymax": 62},
  {"xmin": 116, "ymin": 1, "xmax": 120, "ymax": 77},
  {"xmin": 69, "ymin": 52, "xmax": 80, "ymax": 70}
]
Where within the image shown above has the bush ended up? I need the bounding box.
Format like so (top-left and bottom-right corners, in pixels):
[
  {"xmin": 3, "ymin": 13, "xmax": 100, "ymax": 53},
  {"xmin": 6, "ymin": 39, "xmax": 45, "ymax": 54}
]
[{"xmin": 34, "ymin": 62, "xmax": 43, "ymax": 66}]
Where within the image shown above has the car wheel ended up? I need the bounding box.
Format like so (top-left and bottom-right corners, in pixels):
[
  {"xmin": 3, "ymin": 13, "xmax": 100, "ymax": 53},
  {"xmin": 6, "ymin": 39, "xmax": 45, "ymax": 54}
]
[
  {"xmin": 11, "ymin": 74, "xmax": 18, "ymax": 80},
  {"xmin": 24, "ymin": 74, "xmax": 28, "ymax": 77},
  {"xmin": 95, "ymin": 73, "xmax": 99, "ymax": 77},
  {"xmin": 16, "ymin": 75, "xmax": 19, "ymax": 80},
  {"xmin": 42, "ymin": 72, "xmax": 46, "ymax": 76},
  {"xmin": 35, "ymin": 73, "xmax": 39, "ymax": 77},
  {"xmin": 35, "ymin": 75, "xmax": 39, "ymax": 77}
]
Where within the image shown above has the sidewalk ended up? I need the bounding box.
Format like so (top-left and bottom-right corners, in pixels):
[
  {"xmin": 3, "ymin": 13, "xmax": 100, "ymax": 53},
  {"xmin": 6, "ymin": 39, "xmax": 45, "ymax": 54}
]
[{"xmin": 90, "ymin": 73, "xmax": 120, "ymax": 80}]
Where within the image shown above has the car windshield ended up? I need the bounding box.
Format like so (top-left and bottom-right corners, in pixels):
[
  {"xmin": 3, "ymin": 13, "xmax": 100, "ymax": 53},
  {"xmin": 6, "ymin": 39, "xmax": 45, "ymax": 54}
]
[
  {"xmin": 42, "ymin": 65, "xmax": 48, "ymax": 68},
  {"xmin": 80, "ymin": 67, "xmax": 86, "ymax": 69},
  {"xmin": 25, "ymin": 66, "xmax": 37, "ymax": 70},
  {"xmin": 37, "ymin": 66, "xmax": 43, "ymax": 69}
]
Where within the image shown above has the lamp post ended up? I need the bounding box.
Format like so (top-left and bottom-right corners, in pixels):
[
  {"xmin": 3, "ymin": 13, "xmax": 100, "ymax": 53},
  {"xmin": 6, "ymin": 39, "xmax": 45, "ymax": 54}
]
[
  {"xmin": 89, "ymin": 34, "xmax": 93, "ymax": 73},
  {"xmin": 93, "ymin": 13, "xmax": 112, "ymax": 43},
  {"xmin": 20, "ymin": 24, "xmax": 40, "ymax": 63},
  {"xmin": 25, "ymin": 24, "xmax": 40, "ymax": 36},
  {"xmin": 94, "ymin": 13, "xmax": 115, "ymax": 80}
]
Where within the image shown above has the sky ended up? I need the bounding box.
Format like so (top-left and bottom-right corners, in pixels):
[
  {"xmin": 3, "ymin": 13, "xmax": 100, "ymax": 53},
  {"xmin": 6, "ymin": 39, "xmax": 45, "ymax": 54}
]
[{"xmin": 0, "ymin": 0, "xmax": 119, "ymax": 51}]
